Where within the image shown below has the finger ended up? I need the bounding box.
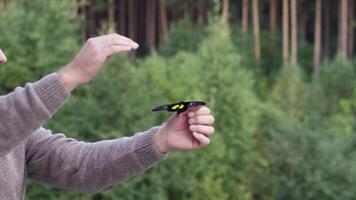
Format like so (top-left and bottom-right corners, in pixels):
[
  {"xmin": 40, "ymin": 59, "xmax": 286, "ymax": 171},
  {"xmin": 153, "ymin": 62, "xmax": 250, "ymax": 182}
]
[
  {"xmin": 190, "ymin": 125, "xmax": 215, "ymax": 136},
  {"xmin": 101, "ymin": 34, "xmax": 139, "ymax": 49},
  {"xmin": 116, "ymin": 34, "xmax": 139, "ymax": 48},
  {"xmin": 0, "ymin": 49, "xmax": 7, "ymax": 64},
  {"xmin": 189, "ymin": 115, "xmax": 215, "ymax": 125},
  {"xmin": 188, "ymin": 106, "xmax": 211, "ymax": 117},
  {"xmin": 192, "ymin": 132, "xmax": 210, "ymax": 146},
  {"xmin": 187, "ymin": 105, "xmax": 203, "ymax": 112},
  {"xmin": 103, "ymin": 45, "xmax": 135, "ymax": 57}
]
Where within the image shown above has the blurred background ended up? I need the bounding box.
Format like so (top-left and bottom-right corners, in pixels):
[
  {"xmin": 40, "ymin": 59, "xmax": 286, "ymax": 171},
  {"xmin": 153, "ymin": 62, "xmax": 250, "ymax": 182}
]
[{"xmin": 1, "ymin": 0, "xmax": 356, "ymax": 199}]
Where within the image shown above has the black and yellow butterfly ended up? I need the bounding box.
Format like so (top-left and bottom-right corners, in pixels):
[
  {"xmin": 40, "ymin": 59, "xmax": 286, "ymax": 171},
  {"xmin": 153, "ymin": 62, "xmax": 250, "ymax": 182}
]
[{"xmin": 152, "ymin": 101, "xmax": 206, "ymax": 116}]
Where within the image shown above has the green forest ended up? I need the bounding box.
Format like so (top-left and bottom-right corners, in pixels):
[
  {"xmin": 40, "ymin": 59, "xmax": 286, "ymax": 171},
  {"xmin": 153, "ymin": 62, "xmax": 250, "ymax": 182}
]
[{"xmin": 0, "ymin": 0, "xmax": 356, "ymax": 199}]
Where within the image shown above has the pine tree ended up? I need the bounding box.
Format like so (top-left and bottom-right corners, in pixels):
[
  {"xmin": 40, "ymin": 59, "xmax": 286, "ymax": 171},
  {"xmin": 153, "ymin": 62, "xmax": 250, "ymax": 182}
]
[
  {"xmin": 313, "ymin": 0, "xmax": 322, "ymax": 75},
  {"xmin": 252, "ymin": 0, "xmax": 261, "ymax": 69},
  {"xmin": 242, "ymin": 0, "xmax": 249, "ymax": 34},
  {"xmin": 291, "ymin": 0, "xmax": 297, "ymax": 65},
  {"xmin": 283, "ymin": 0, "xmax": 289, "ymax": 66},
  {"xmin": 338, "ymin": 0, "xmax": 348, "ymax": 58}
]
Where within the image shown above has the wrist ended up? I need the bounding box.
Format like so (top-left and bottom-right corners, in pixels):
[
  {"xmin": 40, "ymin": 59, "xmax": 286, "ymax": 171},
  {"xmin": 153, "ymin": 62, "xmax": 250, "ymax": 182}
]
[
  {"xmin": 154, "ymin": 125, "xmax": 170, "ymax": 154},
  {"xmin": 58, "ymin": 65, "xmax": 81, "ymax": 92}
]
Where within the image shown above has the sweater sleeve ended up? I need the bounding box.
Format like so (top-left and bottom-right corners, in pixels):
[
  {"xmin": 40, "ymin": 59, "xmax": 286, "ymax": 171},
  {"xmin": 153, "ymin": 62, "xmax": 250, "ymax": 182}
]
[
  {"xmin": 25, "ymin": 127, "xmax": 167, "ymax": 193},
  {"xmin": 0, "ymin": 73, "xmax": 70, "ymax": 157}
]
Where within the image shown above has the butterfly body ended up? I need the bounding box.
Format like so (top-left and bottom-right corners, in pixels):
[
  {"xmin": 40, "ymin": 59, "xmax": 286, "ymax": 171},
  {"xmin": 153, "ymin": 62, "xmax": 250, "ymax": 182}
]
[{"xmin": 152, "ymin": 101, "xmax": 206, "ymax": 115}]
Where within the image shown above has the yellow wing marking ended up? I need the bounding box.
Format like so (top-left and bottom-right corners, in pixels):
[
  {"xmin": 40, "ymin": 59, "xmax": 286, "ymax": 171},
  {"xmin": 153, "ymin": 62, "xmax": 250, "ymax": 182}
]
[
  {"xmin": 172, "ymin": 104, "xmax": 180, "ymax": 110},
  {"xmin": 179, "ymin": 104, "xmax": 184, "ymax": 109}
]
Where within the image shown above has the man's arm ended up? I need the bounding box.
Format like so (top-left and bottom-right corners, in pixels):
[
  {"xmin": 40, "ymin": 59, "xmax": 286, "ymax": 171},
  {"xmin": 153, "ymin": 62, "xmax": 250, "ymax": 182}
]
[
  {"xmin": 0, "ymin": 73, "xmax": 70, "ymax": 157},
  {"xmin": 0, "ymin": 34, "xmax": 139, "ymax": 157},
  {"xmin": 25, "ymin": 127, "xmax": 166, "ymax": 193},
  {"xmin": 25, "ymin": 106, "xmax": 215, "ymax": 194}
]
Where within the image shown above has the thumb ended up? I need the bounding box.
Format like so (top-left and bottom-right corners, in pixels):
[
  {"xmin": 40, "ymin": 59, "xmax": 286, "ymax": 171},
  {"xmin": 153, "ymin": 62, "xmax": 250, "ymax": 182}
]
[{"xmin": 167, "ymin": 113, "xmax": 187, "ymax": 129}]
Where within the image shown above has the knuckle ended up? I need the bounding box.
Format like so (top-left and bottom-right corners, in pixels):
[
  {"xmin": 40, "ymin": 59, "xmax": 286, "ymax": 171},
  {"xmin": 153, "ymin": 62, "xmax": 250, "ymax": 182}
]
[
  {"xmin": 190, "ymin": 125, "xmax": 195, "ymax": 131},
  {"xmin": 87, "ymin": 38, "xmax": 96, "ymax": 46},
  {"xmin": 110, "ymin": 33, "xmax": 119, "ymax": 39},
  {"xmin": 113, "ymin": 33, "xmax": 124, "ymax": 40},
  {"xmin": 111, "ymin": 33, "xmax": 120, "ymax": 37}
]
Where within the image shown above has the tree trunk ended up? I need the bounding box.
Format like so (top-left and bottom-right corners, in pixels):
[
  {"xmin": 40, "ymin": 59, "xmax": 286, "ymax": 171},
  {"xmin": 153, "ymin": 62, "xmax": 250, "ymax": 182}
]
[
  {"xmin": 283, "ymin": 0, "xmax": 289, "ymax": 66},
  {"xmin": 242, "ymin": 0, "xmax": 249, "ymax": 34},
  {"xmin": 119, "ymin": 0, "xmax": 126, "ymax": 35},
  {"xmin": 299, "ymin": 0, "xmax": 308, "ymax": 41},
  {"xmin": 88, "ymin": 0, "xmax": 96, "ymax": 37},
  {"xmin": 0, "ymin": 0, "xmax": 5, "ymax": 8},
  {"xmin": 128, "ymin": 0, "xmax": 137, "ymax": 40},
  {"xmin": 313, "ymin": 0, "xmax": 322, "ymax": 75},
  {"xmin": 323, "ymin": 0, "xmax": 331, "ymax": 59},
  {"xmin": 108, "ymin": 0, "xmax": 115, "ymax": 30},
  {"xmin": 269, "ymin": 0, "xmax": 277, "ymax": 41},
  {"xmin": 348, "ymin": 0, "xmax": 354, "ymax": 58},
  {"xmin": 222, "ymin": 0, "xmax": 230, "ymax": 23},
  {"xmin": 338, "ymin": 0, "xmax": 348, "ymax": 58},
  {"xmin": 159, "ymin": 0, "xmax": 168, "ymax": 38},
  {"xmin": 196, "ymin": 3, "xmax": 205, "ymax": 23},
  {"xmin": 146, "ymin": 0, "xmax": 157, "ymax": 52},
  {"xmin": 291, "ymin": 0, "xmax": 297, "ymax": 65},
  {"xmin": 80, "ymin": 0, "xmax": 89, "ymax": 39},
  {"xmin": 252, "ymin": 0, "xmax": 261, "ymax": 69}
]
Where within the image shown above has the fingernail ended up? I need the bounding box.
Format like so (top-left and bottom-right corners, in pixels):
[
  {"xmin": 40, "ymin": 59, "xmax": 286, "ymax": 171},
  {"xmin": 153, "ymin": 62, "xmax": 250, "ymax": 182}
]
[
  {"xmin": 133, "ymin": 43, "xmax": 139, "ymax": 49},
  {"xmin": 188, "ymin": 112, "xmax": 194, "ymax": 117}
]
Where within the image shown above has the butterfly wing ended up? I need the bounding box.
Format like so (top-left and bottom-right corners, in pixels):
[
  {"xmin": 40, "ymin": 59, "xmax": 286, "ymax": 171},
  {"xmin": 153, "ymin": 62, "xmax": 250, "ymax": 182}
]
[
  {"xmin": 152, "ymin": 104, "xmax": 170, "ymax": 112},
  {"xmin": 152, "ymin": 102, "xmax": 183, "ymax": 112},
  {"xmin": 167, "ymin": 102, "xmax": 185, "ymax": 112},
  {"xmin": 186, "ymin": 101, "xmax": 206, "ymax": 108},
  {"xmin": 152, "ymin": 101, "xmax": 206, "ymax": 115}
]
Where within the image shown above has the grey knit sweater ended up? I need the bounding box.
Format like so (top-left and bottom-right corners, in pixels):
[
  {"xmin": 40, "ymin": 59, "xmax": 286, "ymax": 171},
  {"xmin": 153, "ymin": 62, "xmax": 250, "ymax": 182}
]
[{"xmin": 0, "ymin": 73, "xmax": 166, "ymax": 200}]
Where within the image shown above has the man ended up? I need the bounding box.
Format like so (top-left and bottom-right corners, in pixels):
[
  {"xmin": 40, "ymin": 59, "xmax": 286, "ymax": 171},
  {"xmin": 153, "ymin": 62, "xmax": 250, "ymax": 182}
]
[{"xmin": 0, "ymin": 33, "xmax": 215, "ymax": 199}]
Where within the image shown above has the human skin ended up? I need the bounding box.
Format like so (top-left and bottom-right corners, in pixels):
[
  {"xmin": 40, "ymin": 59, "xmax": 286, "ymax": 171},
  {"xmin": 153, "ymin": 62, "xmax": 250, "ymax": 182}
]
[
  {"xmin": 0, "ymin": 33, "xmax": 215, "ymax": 153},
  {"xmin": 0, "ymin": 49, "xmax": 6, "ymax": 64}
]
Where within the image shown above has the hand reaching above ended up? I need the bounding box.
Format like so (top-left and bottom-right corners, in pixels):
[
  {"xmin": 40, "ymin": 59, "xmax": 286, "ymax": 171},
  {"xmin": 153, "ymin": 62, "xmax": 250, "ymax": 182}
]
[
  {"xmin": 155, "ymin": 106, "xmax": 215, "ymax": 153},
  {"xmin": 58, "ymin": 33, "xmax": 139, "ymax": 92}
]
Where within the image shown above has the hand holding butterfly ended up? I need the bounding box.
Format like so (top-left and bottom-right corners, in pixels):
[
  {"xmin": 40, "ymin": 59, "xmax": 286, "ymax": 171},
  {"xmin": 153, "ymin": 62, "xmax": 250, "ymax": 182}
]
[{"xmin": 154, "ymin": 106, "xmax": 215, "ymax": 153}]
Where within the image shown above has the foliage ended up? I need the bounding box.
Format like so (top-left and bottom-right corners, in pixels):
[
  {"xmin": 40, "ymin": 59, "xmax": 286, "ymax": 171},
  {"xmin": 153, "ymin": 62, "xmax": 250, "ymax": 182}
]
[
  {"xmin": 0, "ymin": 0, "xmax": 81, "ymax": 91},
  {"xmin": 159, "ymin": 17, "xmax": 207, "ymax": 57}
]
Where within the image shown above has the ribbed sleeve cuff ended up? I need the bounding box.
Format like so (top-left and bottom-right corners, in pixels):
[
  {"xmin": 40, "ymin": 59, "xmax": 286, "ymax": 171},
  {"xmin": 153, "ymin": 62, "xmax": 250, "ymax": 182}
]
[
  {"xmin": 33, "ymin": 73, "xmax": 70, "ymax": 114},
  {"xmin": 133, "ymin": 127, "xmax": 168, "ymax": 169}
]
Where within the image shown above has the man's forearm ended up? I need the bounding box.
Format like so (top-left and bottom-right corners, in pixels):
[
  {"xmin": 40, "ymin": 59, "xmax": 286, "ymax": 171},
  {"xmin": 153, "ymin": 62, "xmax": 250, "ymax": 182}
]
[
  {"xmin": 26, "ymin": 127, "xmax": 167, "ymax": 193},
  {"xmin": 0, "ymin": 73, "xmax": 69, "ymax": 157}
]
